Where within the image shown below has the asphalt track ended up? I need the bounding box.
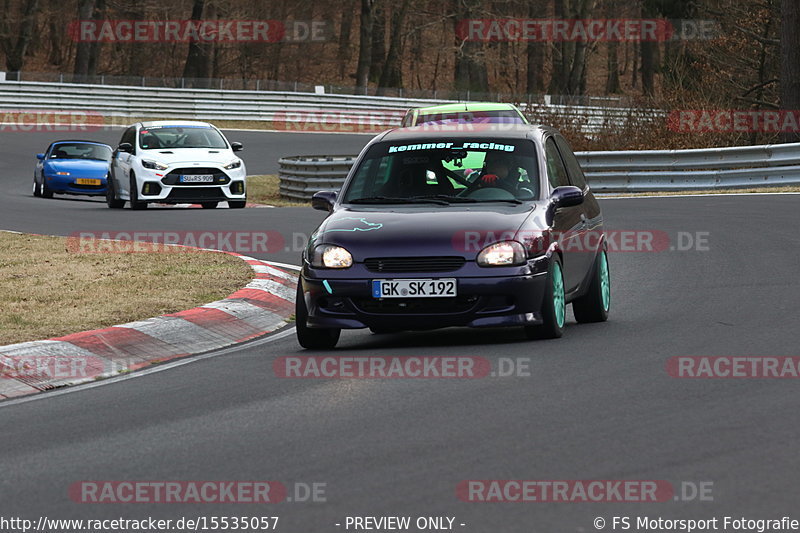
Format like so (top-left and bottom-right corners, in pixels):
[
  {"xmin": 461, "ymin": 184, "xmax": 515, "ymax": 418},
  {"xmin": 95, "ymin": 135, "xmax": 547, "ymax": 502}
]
[{"xmin": 1, "ymin": 127, "xmax": 800, "ymax": 531}]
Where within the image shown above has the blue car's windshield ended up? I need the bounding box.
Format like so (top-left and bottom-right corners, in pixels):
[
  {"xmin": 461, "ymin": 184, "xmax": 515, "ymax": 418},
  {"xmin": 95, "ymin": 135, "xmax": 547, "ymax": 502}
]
[
  {"xmin": 342, "ymin": 139, "xmax": 540, "ymax": 203},
  {"xmin": 138, "ymin": 126, "xmax": 228, "ymax": 150},
  {"xmin": 49, "ymin": 143, "xmax": 112, "ymax": 162}
]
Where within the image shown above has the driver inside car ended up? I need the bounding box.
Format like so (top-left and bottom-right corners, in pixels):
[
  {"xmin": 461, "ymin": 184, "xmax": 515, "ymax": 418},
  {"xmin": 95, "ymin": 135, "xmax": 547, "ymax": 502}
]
[{"xmin": 475, "ymin": 151, "xmax": 520, "ymax": 195}]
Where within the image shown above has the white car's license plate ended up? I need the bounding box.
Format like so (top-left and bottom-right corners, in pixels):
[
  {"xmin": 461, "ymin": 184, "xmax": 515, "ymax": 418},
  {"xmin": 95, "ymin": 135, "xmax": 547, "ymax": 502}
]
[
  {"xmin": 180, "ymin": 174, "xmax": 215, "ymax": 183},
  {"xmin": 372, "ymin": 279, "xmax": 457, "ymax": 298}
]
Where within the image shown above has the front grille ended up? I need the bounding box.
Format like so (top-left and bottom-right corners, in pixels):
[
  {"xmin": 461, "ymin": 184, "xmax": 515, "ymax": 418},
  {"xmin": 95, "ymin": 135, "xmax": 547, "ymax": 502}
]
[
  {"xmin": 353, "ymin": 296, "xmax": 477, "ymax": 314},
  {"xmin": 166, "ymin": 187, "xmax": 225, "ymax": 200},
  {"xmin": 162, "ymin": 168, "xmax": 229, "ymax": 185},
  {"xmin": 364, "ymin": 256, "xmax": 466, "ymax": 273}
]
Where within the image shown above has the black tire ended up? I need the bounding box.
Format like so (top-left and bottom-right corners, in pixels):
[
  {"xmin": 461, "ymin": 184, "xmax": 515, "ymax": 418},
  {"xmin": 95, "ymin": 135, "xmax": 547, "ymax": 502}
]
[
  {"xmin": 228, "ymin": 200, "xmax": 246, "ymax": 209},
  {"xmin": 524, "ymin": 255, "xmax": 566, "ymax": 340},
  {"xmin": 41, "ymin": 178, "xmax": 54, "ymax": 198},
  {"xmin": 32, "ymin": 177, "xmax": 41, "ymax": 197},
  {"xmin": 295, "ymin": 283, "xmax": 340, "ymax": 350},
  {"xmin": 129, "ymin": 175, "xmax": 147, "ymax": 210},
  {"xmin": 106, "ymin": 174, "xmax": 125, "ymax": 208},
  {"xmin": 572, "ymin": 250, "xmax": 611, "ymax": 323},
  {"xmin": 201, "ymin": 202, "xmax": 219, "ymax": 209}
]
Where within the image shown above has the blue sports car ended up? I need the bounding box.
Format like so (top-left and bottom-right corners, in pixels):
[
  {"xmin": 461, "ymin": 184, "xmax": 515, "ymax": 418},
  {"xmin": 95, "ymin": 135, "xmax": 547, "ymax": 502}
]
[{"xmin": 33, "ymin": 140, "xmax": 112, "ymax": 198}]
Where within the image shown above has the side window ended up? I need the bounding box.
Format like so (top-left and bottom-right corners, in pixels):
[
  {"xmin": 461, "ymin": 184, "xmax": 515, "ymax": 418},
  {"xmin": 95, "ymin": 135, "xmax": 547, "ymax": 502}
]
[
  {"xmin": 544, "ymin": 137, "xmax": 570, "ymax": 189},
  {"xmin": 120, "ymin": 127, "xmax": 136, "ymax": 149},
  {"xmin": 555, "ymin": 135, "xmax": 588, "ymax": 189}
]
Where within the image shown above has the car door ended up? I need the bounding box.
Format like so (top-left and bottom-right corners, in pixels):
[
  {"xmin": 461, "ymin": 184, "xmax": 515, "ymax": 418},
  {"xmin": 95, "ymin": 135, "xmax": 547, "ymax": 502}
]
[
  {"xmin": 112, "ymin": 126, "xmax": 136, "ymax": 196},
  {"xmin": 554, "ymin": 134, "xmax": 601, "ymax": 279},
  {"xmin": 544, "ymin": 136, "xmax": 584, "ymax": 294}
]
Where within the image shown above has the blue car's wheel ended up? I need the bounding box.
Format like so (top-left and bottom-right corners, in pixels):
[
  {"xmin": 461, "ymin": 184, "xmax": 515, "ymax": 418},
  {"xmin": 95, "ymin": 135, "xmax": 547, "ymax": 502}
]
[
  {"xmin": 295, "ymin": 283, "xmax": 340, "ymax": 350},
  {"xmin": 41, "ymin": 177, "xmax": 54, "ymax": 199},
  {"xmin": 572, "ymin": 250, "xmax": 610, "ymax": 323},
  {"xmin": 32, "ymin": 177, "xmax": 41, "ymax": 197},
  {"xmin": 524, "ymin": 255, "xmax": 565, "ymax": 340}
]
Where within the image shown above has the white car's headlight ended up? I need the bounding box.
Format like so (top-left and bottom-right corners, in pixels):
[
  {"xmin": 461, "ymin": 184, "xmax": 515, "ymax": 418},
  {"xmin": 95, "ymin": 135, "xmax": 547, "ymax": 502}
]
[
  {"xmin": 224, "ymin": 159, "xmax": 242, "ymax": 170},
  {"xmin": 311, "ymin": 244, "xmax": 353, "ymax": 269},
  {"xmin": 141, "ymin": 159, "xmax": 168, "ymax": 170},
  {"xmin": 477, "ymin": 241, "xmax": 526, "ymax": 267}
]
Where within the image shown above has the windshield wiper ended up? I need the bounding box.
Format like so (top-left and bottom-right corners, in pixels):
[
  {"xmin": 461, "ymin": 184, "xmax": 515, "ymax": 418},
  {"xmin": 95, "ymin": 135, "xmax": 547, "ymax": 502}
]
[
  {"xmin": 349, "ymin": 196, "xmax": 450, "ymax": 206},
  {"xmin": 410, "ymin": 194, "xmax": 480, "ymax": 203}
]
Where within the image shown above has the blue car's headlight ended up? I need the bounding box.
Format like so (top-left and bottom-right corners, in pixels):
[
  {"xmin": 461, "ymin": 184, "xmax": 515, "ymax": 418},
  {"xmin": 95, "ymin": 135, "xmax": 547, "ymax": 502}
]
[
  {"xmin": 141, "ymin": 159, "xmax": 168, "ymax": 170},
  {"xmin": 477, "ymin": 241, "xmax": 526, "ymax": 267},
  {"xmin": 311, "ymin": 244, "xmax": 353, "ymax": 269}
]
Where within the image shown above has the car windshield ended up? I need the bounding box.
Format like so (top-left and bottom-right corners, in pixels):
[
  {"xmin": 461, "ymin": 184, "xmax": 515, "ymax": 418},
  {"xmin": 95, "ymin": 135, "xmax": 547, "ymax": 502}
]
[
  {"xmin": 416, "ymin": 110, "xmax": 525, "ymax": 126},
  {"xmin": 138, "ymin": 126, "xmax": 228, "ymax": 149},
  {"xmin": 342, "ymin": 139, "xmax": 540, "ymax": 204},
  {"xmin": 49, "ymin": 143, "xmax": 112, "ymax": 161}
]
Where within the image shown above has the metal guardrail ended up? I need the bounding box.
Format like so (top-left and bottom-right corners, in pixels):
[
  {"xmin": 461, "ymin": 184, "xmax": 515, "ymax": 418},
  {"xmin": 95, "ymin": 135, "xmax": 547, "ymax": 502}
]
[
  {"xmin": 278, "ymin": 142, "xmax": 800, "ymax": 200},
  {"xmin": 0, "ymin": 80, "xmax": 646, "ymax": 134}
]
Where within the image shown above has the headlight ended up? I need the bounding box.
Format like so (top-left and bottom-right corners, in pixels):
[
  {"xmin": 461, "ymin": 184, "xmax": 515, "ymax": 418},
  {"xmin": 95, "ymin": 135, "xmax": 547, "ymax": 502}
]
[
  {"xmin": 477, "ymin": 241, "xmax": 526, "ymax": 267},
  {"xmin": 311, "ymin": 244, "xmax": 353, "ymax": 269},
  {"xmin": 224, "ymin": 159, "xmax": 242, "ymax": 170},
  {"xmin": 141, "ymin": 160, "xmax": 168, "ymax": 170},
  {"xmin": 55, "ymin": 171, "xmax": 70, "ymax": 176}
]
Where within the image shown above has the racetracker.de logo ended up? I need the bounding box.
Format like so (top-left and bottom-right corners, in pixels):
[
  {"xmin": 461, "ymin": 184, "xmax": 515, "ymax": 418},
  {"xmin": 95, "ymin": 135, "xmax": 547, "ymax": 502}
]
[
  {"xmin": 667, "ymin": 356, "xmax": 800, "ymax": 378},
  {"xmin": 668, "ymin": 110, "xmax": 800, "ymax": 133},
  {"xmin": 274, "ymin": 356, "xmax": 492, "ymax": 379},
  {"xmin": 271, "ymin": 109, "xmax": 404, "ymax": 133},
  {"xmin": 0, "ymin": 110, "xmax": 103, "ymax": 132},
  {"xmin": 0, "ymin": 355, "xmax": 105, "ymax": 380},
  {"xmin": 66, "ymin": 231, "xmax": 285, "ymax": 254},
  {"xmin": 456, "ymin": 19, "xmax": 718, "ymax": 42},
  {"xmin": 68, "ymin": 20, "xmax": 285, "ymax": 43},
  {"xmin": 69, "ymin": 481, "xmax": 287, "ymax": 504},
  {"xmin": 456, "ymin": 480, "xmax": 674, "ymax": 502}
]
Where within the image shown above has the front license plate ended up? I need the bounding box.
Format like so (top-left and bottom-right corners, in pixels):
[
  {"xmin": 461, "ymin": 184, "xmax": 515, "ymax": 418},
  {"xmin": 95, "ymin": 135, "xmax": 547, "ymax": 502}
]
[
  {"xmin": 76, "ymin": 178, "xmax": 101, "ymax": 185},
  {"xmin": 180, "ymin": 174, "xmax": 215, "ymax": 183},
  {"xmin": 372, "ymin": 279, "xmax": 457, "ymax": 298}
]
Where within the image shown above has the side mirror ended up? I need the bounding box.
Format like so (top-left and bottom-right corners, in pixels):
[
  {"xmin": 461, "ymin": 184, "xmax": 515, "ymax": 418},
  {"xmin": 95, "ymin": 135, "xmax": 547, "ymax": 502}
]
[
  {"xmin": 231, "ymin": 142, "xmax": 243, "ymax": 152},
  {"xmin": 36, "ymin": 153, "xmax": 45, "ymax": 160},
  {"xmin": 117, "ymin": 142, "xmax": 133, "ymax": 153},
  {"xmin": 550, "ymin": 186, "xmax": 584, "ymax": 208},
  {"xmin": 311, "ymin": 190, "xmax": 338, "ymax": 212}
]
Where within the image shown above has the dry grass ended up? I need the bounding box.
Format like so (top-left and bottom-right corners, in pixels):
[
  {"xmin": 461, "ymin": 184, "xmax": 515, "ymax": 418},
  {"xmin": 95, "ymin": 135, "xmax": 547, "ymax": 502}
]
[
  {"xmin": 247, "ymin": 175, "xmax": 310, "ymax": 207},
  {"xmin": 0, "ymin": 232, "xmax": 253, "ymax": 345}
]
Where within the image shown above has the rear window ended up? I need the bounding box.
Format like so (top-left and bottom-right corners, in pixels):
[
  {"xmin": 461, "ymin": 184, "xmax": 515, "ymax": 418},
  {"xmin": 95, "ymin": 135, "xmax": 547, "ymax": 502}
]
[{"xmin": 342, "ymin": 139, "xmax": 540, "ymax": 203}]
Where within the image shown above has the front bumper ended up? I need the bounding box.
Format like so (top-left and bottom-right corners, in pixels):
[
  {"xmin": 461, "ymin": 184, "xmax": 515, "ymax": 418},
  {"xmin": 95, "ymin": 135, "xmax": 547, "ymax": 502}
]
[
  {"xmin": 45, "ymin": 175, "xmax": 107, "ymax": 196},
  {"xmin": 300, "ymin": 256, "xmax": 551, "ymax": 330},
  {"xmin": 134, "ymin": 166, "xmax": 247, "ymax": 203}
]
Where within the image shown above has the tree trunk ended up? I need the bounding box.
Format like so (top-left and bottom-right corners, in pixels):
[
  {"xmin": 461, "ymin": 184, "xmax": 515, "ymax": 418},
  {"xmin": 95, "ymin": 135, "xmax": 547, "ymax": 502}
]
[
  {"xmin": 5, "ymin": 0, "xmax": 39, "ymax": 72},
  {"xmin": 369, "ymin": 2, "xmax": 386, "ymax": 83},
  {"xmin": 338, "ymin": 2, "xmax": 356, "ymax": 78},
  {"xmin": 73, "ymin": 0, "xmax": 95, "ymax": 77},
  {"xmin": 453, "ymin": 0, "xmax": 488, "ymax": 95},
  {"xmin": 182, "ymin": 0, "xmax": 216, "ymax": 86},
  {"xmin": 355, "ymin": 0, "xmax": 376, "ymax": 90},
  {"xmin": 781, "ymin": 0, "xmax": 800, "ymax": 142},
  {"xmin": 377, "ymin": 2, "xmax": 409, "ymax": 94},
  {"xmin": 525, "ymin": 0, "xmax": 545, "ymax": 94}
]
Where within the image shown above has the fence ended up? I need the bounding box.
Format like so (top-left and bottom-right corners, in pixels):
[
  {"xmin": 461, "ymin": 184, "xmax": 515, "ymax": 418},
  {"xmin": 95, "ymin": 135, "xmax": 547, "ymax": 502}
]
[{"xmin": 278, "ymin": 143, "xmax": 800, "ymax": 200}]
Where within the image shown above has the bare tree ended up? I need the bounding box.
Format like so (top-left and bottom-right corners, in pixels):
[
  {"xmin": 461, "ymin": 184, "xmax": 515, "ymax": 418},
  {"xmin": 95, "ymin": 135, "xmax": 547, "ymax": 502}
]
[
  {"xmin": 781, "ymin": 0, "xmax": 800, "ymax": 142},
  {"xmin": 355, "ymin": 0, "xmax": 377, "ymax": 89}
]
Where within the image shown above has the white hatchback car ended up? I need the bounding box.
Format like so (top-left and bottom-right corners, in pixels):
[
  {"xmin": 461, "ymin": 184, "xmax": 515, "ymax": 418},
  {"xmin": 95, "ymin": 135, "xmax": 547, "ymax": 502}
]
[{"xmin": 107, "ymin": 120, "xmax": 247, "ymax": 209}]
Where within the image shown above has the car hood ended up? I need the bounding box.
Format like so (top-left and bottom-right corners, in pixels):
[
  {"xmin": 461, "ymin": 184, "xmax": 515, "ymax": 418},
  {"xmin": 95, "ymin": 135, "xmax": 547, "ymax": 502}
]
[
  {"xmin": 312, "ymin": 204, "xmax": 540, "ymax": 261},
  {"xmin": 45, "ymin": 159, "xmax": 109, "ymax": 178},
  {"xmin": 139, "ymin": 149, "xmax": 238, "ymax": 166}
]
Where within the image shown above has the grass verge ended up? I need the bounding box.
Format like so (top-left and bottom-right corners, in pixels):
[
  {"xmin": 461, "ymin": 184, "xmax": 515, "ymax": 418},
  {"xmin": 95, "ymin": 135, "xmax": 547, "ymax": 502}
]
[
  {"xmin": 0, "ymin": 232, "xmax": 253, "ymax": 346},
  {"xmin": 247, "ymin": 175, "xmax": 309, "ymax": 207}
]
